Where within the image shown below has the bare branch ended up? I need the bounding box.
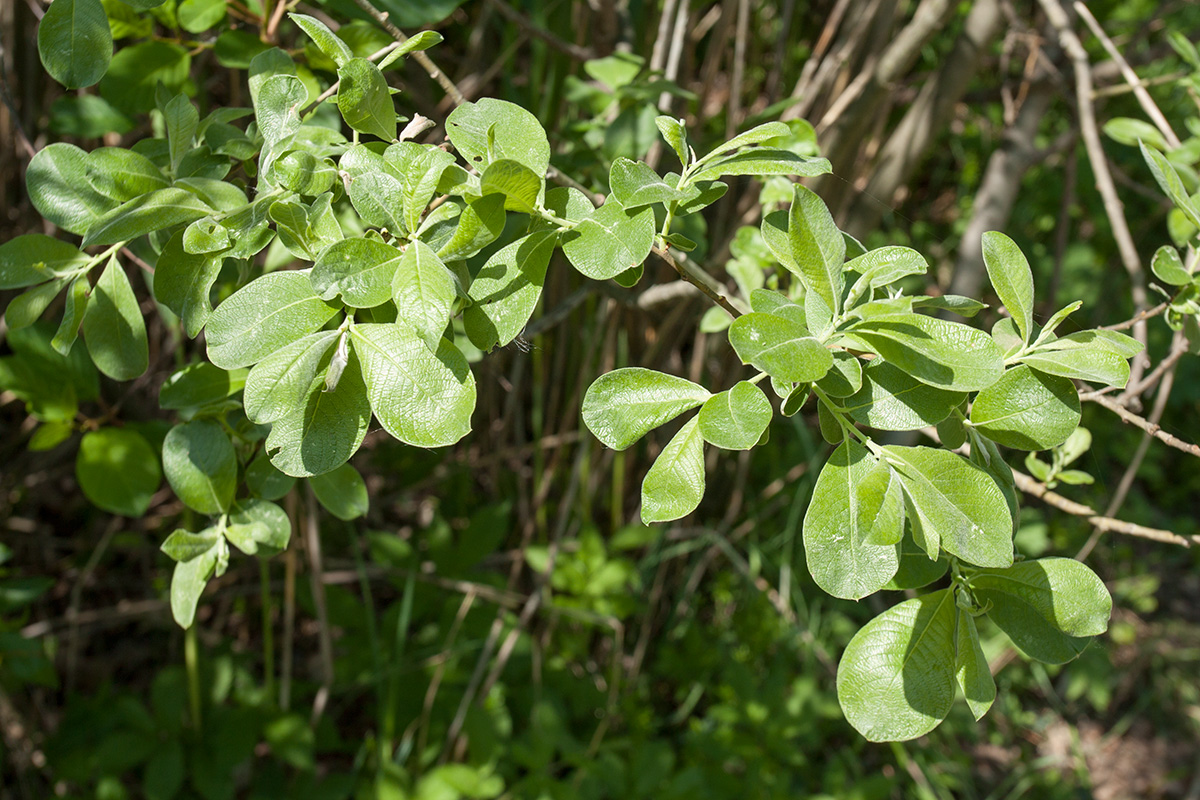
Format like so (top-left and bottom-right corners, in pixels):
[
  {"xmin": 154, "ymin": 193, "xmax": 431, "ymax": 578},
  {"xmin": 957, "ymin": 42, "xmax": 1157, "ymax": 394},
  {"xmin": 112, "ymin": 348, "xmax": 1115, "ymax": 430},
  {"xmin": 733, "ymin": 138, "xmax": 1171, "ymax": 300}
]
[
  {"xmin": 1082, "ymin": 386, "xmax": 1200, "ymax": 458},
  {"xmin": 1012, "ymin": 468, "xmax": 1199, "ymax": 547}
]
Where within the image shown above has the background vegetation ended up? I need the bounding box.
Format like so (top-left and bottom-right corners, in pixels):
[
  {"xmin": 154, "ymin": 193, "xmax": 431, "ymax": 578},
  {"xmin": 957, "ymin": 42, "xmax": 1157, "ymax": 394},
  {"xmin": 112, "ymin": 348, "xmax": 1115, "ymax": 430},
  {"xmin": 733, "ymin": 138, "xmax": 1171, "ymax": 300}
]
[{"xmin": 2, "ymin": 0, "xmax": 1199, "ymax": 797}]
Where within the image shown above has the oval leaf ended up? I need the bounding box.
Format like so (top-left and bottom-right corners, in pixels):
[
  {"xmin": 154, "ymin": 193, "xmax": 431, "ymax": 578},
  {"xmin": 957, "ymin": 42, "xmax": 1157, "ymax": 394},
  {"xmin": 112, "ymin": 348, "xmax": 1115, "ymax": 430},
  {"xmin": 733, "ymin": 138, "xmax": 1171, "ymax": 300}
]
[
  {"xmin": 697, "ymin": 381, "xmax": 772, "ymax": 450},
  {"xmin": 582, "ymin": 367, "xmax": 711, "ymax": 451},
  {"xmin": 162, "ymin": 420, "xmax": 237, "ymax": 515},
  {"xmin": 206, "ymin": 271, "xmax": 341, "ymax": 369},
  {"xmin": 970, "ymin": 365, "xmax": 1080, "ymax": 450},
  {"xmin": 350, "ymin": 322, "xmax": 476, "ymax": 448},
  {"xmin": 728, "ymin": 312, "xmax": 833, "ymax": 384},
  {"xmin": 837, "ymin": 590, "xmax": 957, "ymax": 742},
  {"xmin": 803, "ymin": 441, "xmax": 901, "ymax": 599},
  {"xmin": 641, "ymin": 417, "xmax": 705, "ymax": 524}
]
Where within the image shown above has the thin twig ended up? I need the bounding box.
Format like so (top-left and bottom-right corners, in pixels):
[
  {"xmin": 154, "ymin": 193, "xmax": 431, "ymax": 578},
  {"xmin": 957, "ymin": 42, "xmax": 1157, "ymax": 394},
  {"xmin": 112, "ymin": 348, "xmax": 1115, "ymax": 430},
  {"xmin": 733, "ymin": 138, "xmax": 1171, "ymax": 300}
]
[
  {"xmin": 653, "ymin": 246, "xmax": 741, "ymax": 318},
  {"xmin": 1073, "ymin": 2, "xmax": 1181, "ymax": 147},
  {"xmin": 1082, "ymin": 386, "xmax": 1200, "ymax": 458},
  {"xmin": 483, "ymin": 0, "xmax": 593, "ymax": 61},
  {"xmin": 303, "ymin": 487, "xmax": 334, "ymax": 720},
  {"xmin": 1040, "ymin": 0, "xmax": 1151, "ymax": 388},
  {"xmin": 1101, "ymin": 300, "xmax": 1167, "ymax": 331},
  {"xmin": 1012, "ymin": 468, "xmax": 1198, "ymax": 547},
  {"xmin": 349, "ymin": 0, "xmax": 465, "ymax": 106}
]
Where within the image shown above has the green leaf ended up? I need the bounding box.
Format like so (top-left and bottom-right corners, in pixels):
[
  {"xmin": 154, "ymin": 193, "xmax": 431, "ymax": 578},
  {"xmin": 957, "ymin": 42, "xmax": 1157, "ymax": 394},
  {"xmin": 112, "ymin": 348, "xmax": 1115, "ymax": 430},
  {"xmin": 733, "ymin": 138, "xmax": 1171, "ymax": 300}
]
[
  {"xmin": 159, "ymin": 362, "xmax": 247, "ymax": 410},
  {"xmin": 691, "ymin": 149, "xmax": 830, "ymax": 182},
  {"xmin": 170, "ymin": 544, "xmax": 218, "ymax": 628},
  {"xmin": 848, "ymin": 313, "xmax": 1004, "ymax": 392},
  {"xmin": 182, "ymin": 218, "xmax": 230, "ymax": 255},
  {"xmin": 837, "ymin": 590, "xmax": 957, "ymax": 742},
  {"xmin": 161, "ymin": 528, "xmax": 220, "ymax": 562},
  {"xmin": 562, "ymin": 200, "xmax": 655, "ymax": 281},
  {"xmin": 206, "ymin": 271, "xmax": 341, "ymax": 368},
  {"xmin": 981, "ymin": 232, "xmax": 1035, "ymax": 343},
  {"xmin": 309, "ymin": 463, "xmax": 369, "ymax": 521},
  {"xmin": 152, "ymin": 230, "xmax": 227, "ymax": 338},
  {"xmin": 81, "ymin": 257, "xmax": 148, "ymax": 380},
  {"xmin": 225, "ymin": 498, "xmax": 291, "ymax": 556},
  {"xmin": 0, "ymin": 235, "xmax": 87, "ymax": 290},
  {"xmin": 1056, "ymin": 470, "xmax": 1093, "ymax": 485},
  {"xmin": 399, "ymin": 144, "xmax": 456, "ymax": 231},
  {"xmin": 350, "ymin": 323, "xmax": 476, "ymax": 448},
  {"xmin": 245, "ymin": 453, "xmax": 297, "ymax": 501},
  {"xmin": 272, "ymin": 151, "xmax": 336, "ymax": 197},
  {"xmin": 1151, "ymin": 245, "xmax": 1191, "ymax": 286},
  {"xmin": 38, "ymin": 0, "xmax": 112, "ymax": 89},
  {"xmin": 778, "ymin": 185, "xmax": 844, "ymax": 311},
  {"xmin": 162, "ymin": 420, "xmax": 237, "ymax": 515},
  {"xmin": 49, "ymin": 95, "xmax": 132, "ymax": 138},
  {"xmin": 438, "ymin": 194, "xmax": 506, "ymax": 261},
  {"xmin": 312, "ymin": 237, "xmax": 403, "ymax": 309},
  {"xmin": 376, "ymin": 30, "xmax": 444, "ymax": 69},
  {"xmin": 857, "ymin": 460, "xmax": 906, "ymax": 547},
  {"xmin": 883, "ymin": 529, "xmax": 949, "ymax": 590},
  {"xmin": 82, "ymin": 188, "xmax": 213, "ymax": 246},
  {"xmin": 76, "ymin": 427, "xmax": 161, "ymax": 517},
  {"xmin": 1024, "ymin": 453, "xmax": 1052, "ymax": 482},
  {"xmin": 391, "ymin": 241, "xmax": 456, "ymax": 348},
  {"xmin": 100, "ymin": 41, "xmax": 190, "ymax": 115},
  {"xmin": 290, "ymin": 13, "xmax": 353, "ymax": 67},
  {"xmin": 1104, "ymin": 117, "xmax": 1169, "ymax": 151},
  {"xmin": 337, "ymin": 58, "xmax": 396, "ymax": 140},
  {"xmin": 480, "ymin": 158, "xmax": 542, "ymax": 213},
  {"xmin": 27, "ymin": 143, "xmax": 117, "ymax": 235},
  {"xmin": 727, "ymin": 312, "xmax": 833, "ymax": 383},
  {"xmin": 582, "ymin": 367, "xmax": 711, "ymax": 451},
  {"xmin": 86, "ymin": 147, "xmax": 170, "ymax": 202},
  {"xmin": 1037, "ymin": 301, "xmax": 1083, "ymax": 342},
  {"xmin": 803, "ymin": 441, "xmax": 900, "ymax": 599},
  {"xmin": 955, "ymin": 611, "xmax": 995, "ymax": 721},
  {"xmin": 5, "ymin": 280, "xmax": 64, "ymax": 330},
  {"xmin": 244, "ymin": 331, "xmax": 340, "ymax": 424},
  {"xmin": 641, "ymin": 417, "xmax": 705, "ymax": 524},
  {"xmin": 163, "ymin": 94, "xmax": 199, "ymax": 174},
  {"xmin": 780, "ymin": 382, "xmax": 810, "ymax": 416},
  {"xmin": 697, "ymin": 381, "xmax": 772, "ymax": 450},
  {"xmin": 883, "ymin": 445, "xmax": 1014, "ymax": 568},
  {"xmin": 970, "ymin": 365, "xmax": 1080, "ymax": 450},
  {"xmin": 178, "ymin": 0, "xmax": 226, "ymax": 32},
  {"xmin": 911, "ymin": 295, "xmax": 987, "ymax": 317},
  {"xmin": 445, "ymin": 98, "xmax": 551, "ymax": 174},
  {"xmin": 270, "ymin": 195, "xmax": 343, "ymax": 260},
  {"xmin": 254, "ymin": 73, "xmax": 306, "ymax": 150},
  {"xmin": 1019, "ymin": 345, "xmax": 1131, "ymax": 388},
  {"xmin": 654, "ymin": 115, "xmax": 688, "ymax": 167},
  {"xmin": 1141, "ymin": 141, "xmax": 1200, "ymax": 230},
  {"xmin": 972, "ymin": 557, "xmax": 1111, "ymax": 664},
  {"xmin": 51, "ymin": 275, "xmax": 90, "ymax": 355},
  {"xmin": 697, "ymin": 122, "xmax": 791, "ymax": 164},
  {"xmin": 844, "ymin": 246, "xmax": 928, "ymax": 288},
  {"xmin": 266, "ymin": 348, "xmax": 370, "ymax": 478},
  {"xmin": 609, "ymin": 157, "xmax": 683, "ymax": 208},
  {"xmin": 816, "ymin": 351, "xmax": 862, "ymax": 397},
  {"xmin": 464, "ymin": 230, "xmax": 556, "ymax": 351},
  {"xmin": 749, "ymin": 288, "xmax": 807, "ymax": 327},
  {"xmin": 348, "ymin": 172, "xmax": 406, "ymax": 233}
]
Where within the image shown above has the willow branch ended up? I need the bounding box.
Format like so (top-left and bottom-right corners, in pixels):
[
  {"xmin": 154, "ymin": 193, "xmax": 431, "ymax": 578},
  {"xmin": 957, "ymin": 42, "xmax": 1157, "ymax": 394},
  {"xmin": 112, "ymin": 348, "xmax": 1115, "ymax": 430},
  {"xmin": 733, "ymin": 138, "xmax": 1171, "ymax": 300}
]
[
  {"xmin": 1073, "ymin": 2, "xmax": 1181, "ymax": 148},
  {"xmin": 349, "ymin": 0, "xmax": 465, "ymax": 106},
  {"xmin": 1012, "ymin": 468, "xmax": 1198, "ymax": 547},
  {"xmin": 652, "ymin": 246, "xmax": 741, "ymax": 318},
  {"xmin": 1082, "ymin": 389, "xmax": 1200, "ymax": 458},
  {"xmin": 1040, "ymin": 0, "xmax": 1150, "ymax": 388}
]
